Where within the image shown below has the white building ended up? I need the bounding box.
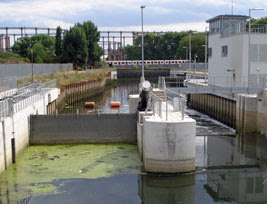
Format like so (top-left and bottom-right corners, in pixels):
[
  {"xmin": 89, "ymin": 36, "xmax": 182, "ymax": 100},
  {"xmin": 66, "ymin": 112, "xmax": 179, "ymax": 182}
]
[{"xmin": 207, "ymin": 15, "xmax": 267, "ymax": 88}]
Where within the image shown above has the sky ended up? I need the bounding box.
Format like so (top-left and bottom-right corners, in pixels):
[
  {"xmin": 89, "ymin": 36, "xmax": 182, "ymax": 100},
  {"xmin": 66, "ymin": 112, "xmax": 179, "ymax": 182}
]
[{"xmin": 0, "ymin": 0, "xmax": 266, "ymax": 32}]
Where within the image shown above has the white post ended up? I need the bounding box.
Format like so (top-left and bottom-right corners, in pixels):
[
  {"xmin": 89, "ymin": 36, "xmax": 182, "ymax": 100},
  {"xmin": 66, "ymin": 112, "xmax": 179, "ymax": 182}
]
[
  {"xmin": 141, "ymin": 5, "xmax": 145, "ymax": 83},
  {"xmin": 189, "ymin": 33, "xmax": 191, "ymax": 73},
  {"xmin": 248, "ymin": 8, "xmax": 264, "ymax": 87},
  {"xmin": 204, "ymin": 27, "xmax": 208, "ymax": 83}
]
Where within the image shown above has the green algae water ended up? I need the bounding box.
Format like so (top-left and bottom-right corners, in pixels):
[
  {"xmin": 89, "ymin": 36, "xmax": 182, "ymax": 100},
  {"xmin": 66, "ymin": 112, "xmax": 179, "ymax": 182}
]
[{"xmin": 0, "ymin": 144, "xmax": 143, "ymax": 203}]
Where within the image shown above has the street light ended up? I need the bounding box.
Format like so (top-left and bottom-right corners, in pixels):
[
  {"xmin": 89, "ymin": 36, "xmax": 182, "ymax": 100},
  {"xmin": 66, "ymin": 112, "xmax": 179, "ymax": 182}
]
[
  {"xmin": 31, "ymin": 48, "xmax": 33, "ymax": 83},
  {"xmin": 248, "ymin": 8, "xmax": 264, "ymax": 87},
  {"xmin": 202, "ymin": 27, "xmax": 208, "ymax": 83},
  {"xmin": 183, "ymin": 46, "xmax": 188, "ymax": 60},
  {"xmin": 141, "ymin": 5, "xmax": 145, "ymax": 83},
  {"xmin": 189, "ymin": 31, "xmax": 198, "ymax": 73}
]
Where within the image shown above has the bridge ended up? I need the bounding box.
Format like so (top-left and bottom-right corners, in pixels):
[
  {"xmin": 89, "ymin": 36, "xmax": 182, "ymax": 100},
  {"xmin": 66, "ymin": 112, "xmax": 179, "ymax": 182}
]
[{"xmin": 0, "ymin": 27, "xmax": 166, "ymax": 61}]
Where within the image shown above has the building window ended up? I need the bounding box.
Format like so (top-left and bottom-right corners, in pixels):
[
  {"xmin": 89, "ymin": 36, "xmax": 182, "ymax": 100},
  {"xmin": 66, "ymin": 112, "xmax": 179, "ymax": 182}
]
[
  {"xmin": 208, "ymin": 48, "xmax": 212, "ymax": 58},
  {"xmin": 222, "ymin": 46, "xmax": 228, "ymax": 57}
]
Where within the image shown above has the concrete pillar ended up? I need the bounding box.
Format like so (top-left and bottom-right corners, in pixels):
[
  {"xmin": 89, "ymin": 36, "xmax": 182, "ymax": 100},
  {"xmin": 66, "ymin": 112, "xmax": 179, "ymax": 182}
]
[
  {"xmin": 142, "ymin": 111, "xmax": 196, "ymax": 173},
  {"xmin": 236, "ymin": 94, "xmax": 258, "ymax": 135},
  {"xmin": 0, "ymin": 35, "xmax": 3, "ymax": 51},
  {"xmin": 21, "ymin": 27, "xmax": 24, "ymax": 40},
  {"xmin": 5, "ymin": 28, "xmax": 10, "ymax": 51},
  {"xmin": 129, "ymin": 94, "xmax": 140, "ymax": 114}
]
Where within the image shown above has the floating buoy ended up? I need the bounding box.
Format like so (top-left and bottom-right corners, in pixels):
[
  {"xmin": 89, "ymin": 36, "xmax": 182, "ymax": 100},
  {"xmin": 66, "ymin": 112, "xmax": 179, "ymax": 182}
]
[
  {"xmin": 84, "ymin": 102, "xmax": 95, "ymax": 108},
  {"xmin": 110, "ymin": 101, "xmax": 120, "ymax": 107}
]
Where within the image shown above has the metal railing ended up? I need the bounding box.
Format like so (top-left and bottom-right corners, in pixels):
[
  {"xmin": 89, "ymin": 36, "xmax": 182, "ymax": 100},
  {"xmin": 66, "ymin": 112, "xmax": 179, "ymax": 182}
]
[
  {"xmin": 0, "ymin": 80, "xmax": 56, "ymax": 119},
  {"xmin": 147, "ymin": 76, "xmax": 187, "ymax": 121},
  {"xmin": 222, "ymin": 24, "xmax": 267, "ymax": 37}
]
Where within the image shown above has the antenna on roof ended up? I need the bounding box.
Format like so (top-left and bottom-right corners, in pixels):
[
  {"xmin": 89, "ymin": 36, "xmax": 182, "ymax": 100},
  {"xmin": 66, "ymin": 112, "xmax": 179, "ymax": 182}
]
[{"xmin": 231, "ymin": 0, "xmax": 234, "ymax": 15}]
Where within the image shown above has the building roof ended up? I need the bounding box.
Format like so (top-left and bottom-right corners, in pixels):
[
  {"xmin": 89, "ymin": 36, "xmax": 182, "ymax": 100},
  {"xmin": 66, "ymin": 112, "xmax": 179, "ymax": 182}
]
[{"xmin": 206, "ymin": 15, "xmax": 249, "ymax": 23}]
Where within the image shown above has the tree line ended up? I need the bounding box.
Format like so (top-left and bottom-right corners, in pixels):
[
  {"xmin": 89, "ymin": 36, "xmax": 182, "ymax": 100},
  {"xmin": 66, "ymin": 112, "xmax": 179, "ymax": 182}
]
[
  {"xmin": 11, "ymin": 21, "xmax": 103, "ymax": 69},
  {"xmin": 125, "ymin": 31, "xmax": 206, "ymax": 62}
]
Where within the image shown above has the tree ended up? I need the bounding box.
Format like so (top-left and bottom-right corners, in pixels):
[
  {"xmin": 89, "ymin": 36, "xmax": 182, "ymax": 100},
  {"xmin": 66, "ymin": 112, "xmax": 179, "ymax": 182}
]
[
  {"xmin": 12, "ymin": 37, "xmax": 31, "ymax": 58},
  {"xmin": 78, "ymin": 21, "xmax": 103, "ymax": 67},
  {"xmin": 31, "ymin": 42, "xmax": 45, "ymax": 63},
  {"xmin": 125, "ymin": 32, "xmax": 189, "ymax": 60},
  {"xmin": 62, "ymin": 26, "xmax": 88, "ymax": 68},
  {"xmin": 176, "ymin": 32, "xmax": 205, "ymax": 62},
  {"xmin": 55, "ymin": 26, "xmax": 62, "ymax": 57},
  {"xmin": 12, "ymin": 34, "xmax": 56, "ymax": 63}
]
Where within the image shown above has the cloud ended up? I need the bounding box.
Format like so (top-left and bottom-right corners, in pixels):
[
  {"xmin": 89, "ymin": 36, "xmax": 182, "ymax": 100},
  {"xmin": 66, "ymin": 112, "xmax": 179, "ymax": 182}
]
[
  {"xmin": 100, "ymin": 21, "xmax": 208, "ymax": 32},
  {"xmin": 0, "ymin": 0, "xmax": 266, "ymax": 29}
]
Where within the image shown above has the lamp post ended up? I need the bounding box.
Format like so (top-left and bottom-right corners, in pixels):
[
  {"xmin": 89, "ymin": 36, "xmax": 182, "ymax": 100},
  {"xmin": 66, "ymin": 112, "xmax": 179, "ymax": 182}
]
[
  {"xmin": 201, "ymin": 27, "xmax": 208, "ymax": 83},
  {"xmin": 183, "ymin": 46, "xmax": 188, "ymax": 60},
  {"xmin": 31, "ymin": 49, "xmax": 33, "ymax": 83},
  {"xmin": 141, "ymin": 5, "xmax": 145, "ymax": 83},
  {"xmin": 189, "ymin": 31, "xmax": 198, "ymax": 74},
  {"xmin": 248, "ymin": 8, "xmax": 264, "ymax": 87}
]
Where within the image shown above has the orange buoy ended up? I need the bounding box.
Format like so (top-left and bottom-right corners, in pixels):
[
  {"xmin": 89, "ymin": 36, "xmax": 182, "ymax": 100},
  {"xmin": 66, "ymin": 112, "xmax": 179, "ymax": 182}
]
[
  {"xmin": 110, "ymin": 101, "xmax": 120, "ymax": 107},
  {"xmin": 84, "ymin": 102, "xmax": 95, "ymax": 108}
]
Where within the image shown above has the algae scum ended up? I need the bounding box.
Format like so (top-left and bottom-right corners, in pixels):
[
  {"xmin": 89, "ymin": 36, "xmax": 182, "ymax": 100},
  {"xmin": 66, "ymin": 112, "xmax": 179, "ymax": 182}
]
[{"xmin": 0, "ymin": 144, "xmax": 143, "ymax": 203}]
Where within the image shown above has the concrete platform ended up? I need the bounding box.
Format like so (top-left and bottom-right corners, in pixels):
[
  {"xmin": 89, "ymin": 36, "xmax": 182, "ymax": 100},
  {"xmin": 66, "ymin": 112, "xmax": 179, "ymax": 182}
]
[{"xmin": 137, "ymin": 101, "xmax": 196, "ymax": 173}]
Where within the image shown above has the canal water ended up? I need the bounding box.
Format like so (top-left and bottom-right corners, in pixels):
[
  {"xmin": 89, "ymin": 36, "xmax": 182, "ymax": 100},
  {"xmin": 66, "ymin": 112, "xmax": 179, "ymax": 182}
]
[{"xmin": 1, "ymin": 83, "xmax": 267, "ymax": 204}]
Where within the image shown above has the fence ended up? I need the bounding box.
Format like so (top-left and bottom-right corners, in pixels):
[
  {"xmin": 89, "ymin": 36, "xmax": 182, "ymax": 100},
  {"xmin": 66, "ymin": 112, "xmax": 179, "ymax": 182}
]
[
  {"xmin": 0, "ymin": 63, "xmax": 72, "ymax": 79},
  {"xmin": 0, "ymin": 77, "xmax": 18, "ymax": 92},
  {"xmin": 0, "ymin": 63, "xmax": 72, "ymax": 92},
  {"xmin": 179, "ymin": 63, "xmax": 206, "ymax": 71}
]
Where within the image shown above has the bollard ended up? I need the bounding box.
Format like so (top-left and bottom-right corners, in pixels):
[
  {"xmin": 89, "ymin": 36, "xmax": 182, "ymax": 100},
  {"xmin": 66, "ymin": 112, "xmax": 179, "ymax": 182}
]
[
  {"xmin": 56, "ymin": 109, "xmax": 58, "ymax": 117},
  {"xmin": 11, "ymin": 138, "xmax": 16, "ymax": 163},
  {"xmin": 76, "ymin": 108, "xmax": 79, "ymax": 117}
]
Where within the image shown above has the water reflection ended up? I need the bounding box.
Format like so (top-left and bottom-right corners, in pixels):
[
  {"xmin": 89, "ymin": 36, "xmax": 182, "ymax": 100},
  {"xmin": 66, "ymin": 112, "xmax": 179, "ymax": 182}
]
[
  {"xmin": 204, "ymin": 171, "xmax": 267, "ymax": 204},
  {"xmin": 62, "ymin": 82, "xmax": 139, "ymax": 114},
  {"xmin": 196, "ymin": 134, "xmax": 267, "ymax": 169},
  {"xmin": 138, "ymin": 174, "xmax": 195, "ymax": 204}
]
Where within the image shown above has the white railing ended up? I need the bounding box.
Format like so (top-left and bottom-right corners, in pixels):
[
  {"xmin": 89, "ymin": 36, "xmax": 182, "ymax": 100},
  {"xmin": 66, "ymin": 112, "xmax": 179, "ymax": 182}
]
[{"xmin": 0, "ymin": 80, "xmax": 56, "ymax": 120}]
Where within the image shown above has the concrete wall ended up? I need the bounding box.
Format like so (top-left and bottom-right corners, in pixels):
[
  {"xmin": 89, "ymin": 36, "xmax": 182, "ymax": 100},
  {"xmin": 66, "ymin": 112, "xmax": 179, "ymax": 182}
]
[
  {"xmin": 0, "ymin": 88, "xmax": 59, "ymax": 174},
  {"xmin": 30, "ymin": 114, "xmax": 137, "ymax": 145}
]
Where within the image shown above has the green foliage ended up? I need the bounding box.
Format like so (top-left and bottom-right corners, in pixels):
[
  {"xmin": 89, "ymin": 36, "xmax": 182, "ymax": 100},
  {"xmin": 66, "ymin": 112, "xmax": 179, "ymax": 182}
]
[
  {"xmin": 251, "ymin": 17, "xmax": 267, "ymax": 25},
  {"xmin": 77, "ymin": 21, "xmax": 104, "ymax": 66},
  {"xmin": 62, "ymin": 21, "xmax": 104, "ymax": 68},
  {"xmin": 0, "ymin": 50, "xmax": 29, "ymax": 63},
  {"xmin": 55, "ymin": 26, "xmax": 62, "ymax": 58},
  {"xmin": 62, "ymin": 26, "xmax": 88, "ymax": 68},
  {"xmin": 126, "ymin": 32, "xmax": 189, "ymax": 60},
  {"xmin": 176, "ymin": 32, "xmax": 205, "ymax": 62},
  {"xmin": 12, "ymin": 34, "xmax": 56, "ymax": 63},
  {"xmin": 32, "ymin": 42, "xmax": 45, "ymax": 63}
]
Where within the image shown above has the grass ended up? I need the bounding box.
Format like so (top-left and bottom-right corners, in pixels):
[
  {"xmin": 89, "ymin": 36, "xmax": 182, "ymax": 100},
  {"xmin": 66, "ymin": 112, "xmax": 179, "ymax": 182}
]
[{"xmin": 17, "ymin": 68, "xmax": 115, "ymax": 88}]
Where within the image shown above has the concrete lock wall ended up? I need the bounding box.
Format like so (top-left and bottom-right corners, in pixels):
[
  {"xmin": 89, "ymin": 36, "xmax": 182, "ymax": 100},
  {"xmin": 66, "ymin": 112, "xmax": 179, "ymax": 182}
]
[
  {"xmin": 30, "ymin": 114, "xmax": 137, "ymax": 145},
  {"xmin": 0, "ymin": 88, "xmax": 59, "ymax": 174}
]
